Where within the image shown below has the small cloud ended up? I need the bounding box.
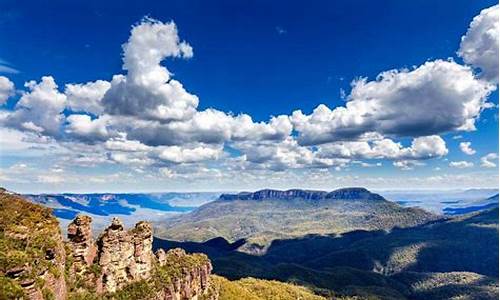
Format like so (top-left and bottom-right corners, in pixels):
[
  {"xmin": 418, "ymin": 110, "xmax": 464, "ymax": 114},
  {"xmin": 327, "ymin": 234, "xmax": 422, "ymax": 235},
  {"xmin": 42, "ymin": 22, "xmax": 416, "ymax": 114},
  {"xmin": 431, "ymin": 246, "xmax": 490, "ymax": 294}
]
[
  {"xmin": 340, "ymin": 88, "xmax": 346, "ymax": 100},
  {"xmin": 275, "ymin": 26, "xmax": 286, "ymax": 35},
  {"xmin": 0, "ymin": 58, "xmax": 19, "ymax": 74},
  {"xmin": 480, "ymin": 153, "xmax": 498, "ymax": 168},
  {"xmin": 393, "ymin": 160, "xmax": 424, "ymax": 170},
  {"xmin": 459, "ymin": 141, "xmax": 476, "ymax": 155},
  {"xmin": 449, "ymin": 161, "xmax": 474, "ymax": 168},
  {"xmin": 452, "ymin": 135, "xmax": 463, "ymax": 140}
]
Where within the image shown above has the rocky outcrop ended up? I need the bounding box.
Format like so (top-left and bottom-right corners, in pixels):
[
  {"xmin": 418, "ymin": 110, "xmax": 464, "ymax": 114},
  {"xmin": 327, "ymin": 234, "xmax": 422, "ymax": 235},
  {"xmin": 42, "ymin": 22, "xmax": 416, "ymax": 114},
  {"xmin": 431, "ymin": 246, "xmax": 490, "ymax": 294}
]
[
  {"xmin": 97, "ymin": 217, "xmax": 137, "ymax": 292},
  {"xmin": 0, "ymin": 190, "xmax": 67, "ymax": 300},
  {"xmin": 220, "ymin": 187, "xmax": 384, "ymax": 201},
  {"xmin": 67, "ymin": 215, "xmax": 97, "ymax": 275},
  {"xmin": 0, "ymin": 190, "xmax": 216, "ymax": 300},
  {"xmin": 64, "ymin": 216, "xmax": 215, "ymax": 299},
  {"xmin": 95, "ymin": 218, "xmax": 155, "ymax": 293},
  {"xmin": 132, "ymin": 221, "xmax": 154, "ymax": 281},
  {"xmin": 154, "ymin": 248, "xmax": 214, "ymax": 300}
]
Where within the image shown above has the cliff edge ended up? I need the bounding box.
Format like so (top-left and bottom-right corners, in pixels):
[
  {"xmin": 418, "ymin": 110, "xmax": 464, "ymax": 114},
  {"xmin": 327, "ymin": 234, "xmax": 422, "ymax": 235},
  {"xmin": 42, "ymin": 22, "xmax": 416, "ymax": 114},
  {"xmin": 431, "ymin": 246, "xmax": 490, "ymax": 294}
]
[{"xmin": 0, "ymin": 189, "xmax": 217, "ymax": 300}]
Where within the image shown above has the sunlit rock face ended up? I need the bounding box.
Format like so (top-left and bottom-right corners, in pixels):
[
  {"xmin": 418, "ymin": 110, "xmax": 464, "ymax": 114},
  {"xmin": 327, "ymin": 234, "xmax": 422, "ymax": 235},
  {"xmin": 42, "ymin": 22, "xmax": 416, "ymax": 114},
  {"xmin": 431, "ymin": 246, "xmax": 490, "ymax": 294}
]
[
  {"xmin": 66, "ymin": 215, "xmax": 215, "ymax": 299},
  {"xmin": 0, "ymin": 189, "xmax": 216, "ymax": 300},
  {"xmin": 97, "ymin": 217, "xmax": 137, "ymax": 292},
  {"xmin": 67, "ymin": 215, "xmax": 97, "ymax": 275}
]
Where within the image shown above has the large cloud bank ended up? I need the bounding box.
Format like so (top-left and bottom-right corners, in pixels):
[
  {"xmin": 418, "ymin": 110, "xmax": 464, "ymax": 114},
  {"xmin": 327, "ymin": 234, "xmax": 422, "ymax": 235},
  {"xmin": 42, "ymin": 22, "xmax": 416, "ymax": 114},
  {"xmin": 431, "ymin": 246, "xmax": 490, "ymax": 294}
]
[{"xmin": 0, "ymin": 5, "xmax": 498, "ymax": 181}]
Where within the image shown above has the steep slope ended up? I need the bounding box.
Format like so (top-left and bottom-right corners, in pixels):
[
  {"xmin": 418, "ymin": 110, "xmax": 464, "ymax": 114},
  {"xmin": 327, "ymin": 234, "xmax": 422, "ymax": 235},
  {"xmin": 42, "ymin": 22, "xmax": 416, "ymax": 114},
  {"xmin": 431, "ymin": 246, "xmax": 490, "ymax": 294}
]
[
  {"xmin": 0, "ymin": 189, "xmax": 67, "ymax": 299},
  {"xmin": 156, "ymin": 188, "xmax": 438, "ymax": 253},
  {"xmin": 2, "ymin": 189, "xmax": 336, "ymax": 300},
  {"xmin": 212, "ymin": 275, "xmax": 328, "ymax": 300},
  {"xmin": 154, "ymin": 208, "xmax": 499, "ymax": 299}
]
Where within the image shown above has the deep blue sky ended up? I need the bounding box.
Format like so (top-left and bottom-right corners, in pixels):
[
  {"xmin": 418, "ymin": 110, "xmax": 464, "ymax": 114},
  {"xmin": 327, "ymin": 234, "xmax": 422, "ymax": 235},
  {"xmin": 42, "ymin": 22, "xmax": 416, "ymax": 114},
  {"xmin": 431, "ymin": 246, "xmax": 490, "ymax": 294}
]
[
  {"xmin": 0, "ymin": 0, "xmax": 497, "ymax": 119},
  {"xmin": 0, "ymin": 0, "xmax": 498, "ymax": 192}
]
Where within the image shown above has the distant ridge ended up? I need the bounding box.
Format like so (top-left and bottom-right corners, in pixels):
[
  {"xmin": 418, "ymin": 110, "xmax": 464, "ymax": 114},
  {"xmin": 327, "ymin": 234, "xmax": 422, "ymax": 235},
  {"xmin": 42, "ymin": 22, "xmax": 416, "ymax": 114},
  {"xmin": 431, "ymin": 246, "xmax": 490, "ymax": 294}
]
[
  {"xmin": 219, "ymin": 187, "xmax": 385, "ymax": 201},
  {"xmin": 158, "ymin": 187, "xmax": 436, "ymax": 252}
]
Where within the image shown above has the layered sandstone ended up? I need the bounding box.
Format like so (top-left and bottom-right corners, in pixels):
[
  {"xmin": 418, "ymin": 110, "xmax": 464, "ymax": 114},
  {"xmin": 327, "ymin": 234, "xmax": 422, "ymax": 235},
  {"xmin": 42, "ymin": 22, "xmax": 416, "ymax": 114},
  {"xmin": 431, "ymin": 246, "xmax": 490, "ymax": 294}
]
[
  {"xmin": 0, "ymin": 190, "xmax": 216, "ymax": 300},
  {"xmin": 67, "ymin": 215, "xmax": 97, "ymax": 275},
  {"xmin": 155, "ymin": 248, "xmax": 213, "ymax": 300},
  {"xmin": 66, "ymin": 216, "xmax": 215, "ymax": 299}
]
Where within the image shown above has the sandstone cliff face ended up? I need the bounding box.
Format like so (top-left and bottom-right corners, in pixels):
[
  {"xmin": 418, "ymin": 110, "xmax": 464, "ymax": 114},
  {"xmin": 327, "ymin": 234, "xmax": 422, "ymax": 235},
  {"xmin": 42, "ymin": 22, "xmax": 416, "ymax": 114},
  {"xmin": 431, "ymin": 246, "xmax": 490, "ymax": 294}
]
[
  {"xmin": 94, "ymin": 217, "xmax": 155, "ymax": 293},
  {"xmin": 219, "ymin": 187, "xmax": 384, "ymax": 201},
  {"xmin": 67, "ymin": 215, "xmax": 97, "ymax": 276},
  {"xmin": 154, "ymin": 248, "xmax": 213, "ymax": 300},
  {"xmin": 66, "ymin": 215, "xmax": 215, "ymax": 300},
  {"xmin": 0, "ymin": 190, "xmax": 216, "ymax": 300}
]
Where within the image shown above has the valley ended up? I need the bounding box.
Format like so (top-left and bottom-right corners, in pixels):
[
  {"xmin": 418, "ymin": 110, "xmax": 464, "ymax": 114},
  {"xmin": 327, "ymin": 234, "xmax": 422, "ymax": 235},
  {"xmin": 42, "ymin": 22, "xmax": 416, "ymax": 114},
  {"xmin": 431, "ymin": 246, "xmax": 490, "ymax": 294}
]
[{"xmin": 7, "ymin": 187, "xmax": 498, "ymax": 299}]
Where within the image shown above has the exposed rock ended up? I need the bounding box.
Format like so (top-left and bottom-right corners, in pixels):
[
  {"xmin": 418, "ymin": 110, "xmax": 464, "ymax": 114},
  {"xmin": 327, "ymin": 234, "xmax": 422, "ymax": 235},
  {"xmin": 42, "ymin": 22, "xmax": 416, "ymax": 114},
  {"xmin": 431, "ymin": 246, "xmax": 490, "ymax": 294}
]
[
  {"xmin": 154, "ymin": 248, "xmax": 214, "ymax": 300},
  {"xmin": 219, "ymin": 187, "xmax": 384, "ymax": 201},
  {"xmin": 132, "ymin": 221, "xmax": 154, "ymax": 281},
  {"xmin": 92, "ymin": 217, "xmax": 213, "ymax": 299},
  {"xmin": 155, "ymin": 248, "xmax": 167, "ymax": 266},
  {"xmin": 97, "ymin": 217, "xmax": 137, "ymax": 293},
  {"xmin": 0, "ymin": 190, "xmax": 217, "ymax": 300},
  {"xmin": 67, "ymin": 215, "xmax": 97, "ymax": 275}
]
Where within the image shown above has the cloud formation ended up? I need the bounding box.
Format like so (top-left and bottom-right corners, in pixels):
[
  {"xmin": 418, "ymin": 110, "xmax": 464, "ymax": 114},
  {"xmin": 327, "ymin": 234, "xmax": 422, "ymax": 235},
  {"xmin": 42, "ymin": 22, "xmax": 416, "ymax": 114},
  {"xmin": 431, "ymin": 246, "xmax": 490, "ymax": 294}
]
[
  {"xmin": 459, "ymin": 141, "xmax": 476, "ymax": 155},
  {"xmin": 102, "ymin": 18, "xmax": 197, "ymax": 122},
  {"xmin": 449, "ymin": 161, "xmax": 474, "ymax": 168},
  {"xmin": 480, "ymin": 153, "xmax": 498, "ymax": 168},
  {"xmin": 0, "ymin": 76, "xmax": 14, "ymax": 105},
  {"xmin": 459, "ymin": 4, "xmax": 499, "ymax": 83},
  {"xmin": 291, "ymin": 60, "xmax": 494, "ymax": 145},
  {"xmin": 65, "ymin": 80, "xmax": 111, "ymax": 115},
  {"xmin": 0, "ymin": 5, "xmax": 498, "ymax": 189},
  {"xmin": 4, "ymin": 76, "xmax": 67, "ymax": 136}
]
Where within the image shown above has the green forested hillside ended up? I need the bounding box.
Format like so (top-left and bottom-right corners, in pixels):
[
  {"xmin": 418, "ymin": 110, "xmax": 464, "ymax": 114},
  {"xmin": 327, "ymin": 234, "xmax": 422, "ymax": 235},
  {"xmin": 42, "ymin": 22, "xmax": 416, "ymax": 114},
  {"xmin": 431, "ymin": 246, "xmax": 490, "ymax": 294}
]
[
  {"xmin": 156, "ymin": 188, "xmax": 438, "ymax": 253},
  {"xmin": 155, "ymin": 207, "xmax": 499, "ymax": 299}
]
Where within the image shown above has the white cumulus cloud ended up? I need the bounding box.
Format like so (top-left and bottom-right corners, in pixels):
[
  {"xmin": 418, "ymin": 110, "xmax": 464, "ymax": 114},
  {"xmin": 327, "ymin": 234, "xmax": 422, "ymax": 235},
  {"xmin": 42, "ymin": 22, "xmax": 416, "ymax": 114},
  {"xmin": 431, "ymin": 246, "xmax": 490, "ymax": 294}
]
[
  {"xmin": 449, "ymin": 161, "xmax": 474, "ymax": 168},
  {"xmin": 480, "ymin": 153, "xmax": 498, "ymax": 168},
  {"xmin": 102, "ymin": 18, "xmax": 198, "ymax": 122},
  {"xmin": 65, "ymin": 80, "xmax": 111, "ymax": 115},
  {"xmin": 0, "ymin": 76, "xmax": 14, "ymax": 105},
  {"xmin": 459, "ymin": 5, "xmax": 499, "ymax": 83},
  {"xmin": 459, "ymin": 141, "xmax": 476, "ymax": 155},
  {"xmin": 5, "ymin": 76, "xmax": 67, "ymax": 136},
  {"xmin": 291, "ymin": 60, "xmax": 494, "ymax": 145}
]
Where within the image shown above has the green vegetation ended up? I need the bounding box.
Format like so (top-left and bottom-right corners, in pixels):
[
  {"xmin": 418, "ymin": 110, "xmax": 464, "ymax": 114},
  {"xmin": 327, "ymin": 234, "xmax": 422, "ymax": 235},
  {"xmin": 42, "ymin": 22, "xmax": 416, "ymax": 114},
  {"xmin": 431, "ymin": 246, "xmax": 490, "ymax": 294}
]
[
  {"xmin": 392, "ymin": 271, "xmax": 499, "ymax": 299},
  {"xmin": 157, "ymin": 208, "xmax": 499, "ymax": 299},
  {"xmin": 0, "ymin": 277, "xmax": 25, "ymax": 299},
  {"xmin": 156, "ymin": 250, "xmax": 210, "ymax": 285},
  {"xmin": 157, "ymin": 195, "xmax": 438, "ymax": 253},
  {"xmin": 0, "ymin": 191, "xmax": 64, "ymax": 299},
  {"xmin": 212, "ymin": 275, "xmax": 327, "ymax": 300}
]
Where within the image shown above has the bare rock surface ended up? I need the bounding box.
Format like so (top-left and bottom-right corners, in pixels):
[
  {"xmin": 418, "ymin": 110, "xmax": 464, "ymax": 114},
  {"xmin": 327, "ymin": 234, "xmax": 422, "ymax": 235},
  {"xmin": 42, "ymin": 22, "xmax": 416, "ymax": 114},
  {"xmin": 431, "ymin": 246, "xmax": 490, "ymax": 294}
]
[{"xmin": 65, "ymin": 215, "xmax": 215, "ymax": 299}]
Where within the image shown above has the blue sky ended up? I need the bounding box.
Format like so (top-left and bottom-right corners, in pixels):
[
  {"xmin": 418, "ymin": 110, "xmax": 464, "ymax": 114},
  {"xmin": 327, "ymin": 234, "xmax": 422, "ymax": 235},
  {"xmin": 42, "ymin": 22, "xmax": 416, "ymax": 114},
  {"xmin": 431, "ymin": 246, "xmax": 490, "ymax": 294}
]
[{"xmin": 0, "ymin": 0, "xmax": 498, "ymax": 193}]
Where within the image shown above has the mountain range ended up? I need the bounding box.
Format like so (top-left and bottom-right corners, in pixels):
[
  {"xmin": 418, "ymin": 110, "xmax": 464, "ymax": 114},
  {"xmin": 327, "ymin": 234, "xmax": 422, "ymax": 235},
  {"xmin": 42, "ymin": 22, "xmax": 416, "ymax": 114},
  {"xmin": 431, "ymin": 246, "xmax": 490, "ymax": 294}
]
[
  {"xmin": 156, "ymin": 188, "xmax": 439, "ymax": 254},
  {"xmin": 153, "ymin": 188, "xmax": 499, "ymax": 299},
  {"xmin": 9, "ymin": 187, "xmax": 498, "ymax": 299}
]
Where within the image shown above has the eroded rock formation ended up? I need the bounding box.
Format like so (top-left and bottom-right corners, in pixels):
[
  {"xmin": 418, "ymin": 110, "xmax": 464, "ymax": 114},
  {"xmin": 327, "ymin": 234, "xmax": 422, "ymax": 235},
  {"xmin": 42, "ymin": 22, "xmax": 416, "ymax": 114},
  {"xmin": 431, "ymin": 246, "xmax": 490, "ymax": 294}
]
[
  {"xmin": 66, "ymin": 215, "xmax": 215, "ymax": 299},
  {"xmin": 0, "ymin": 190, "xmax": 216, "ymax": 300},
  {"xmin": 67, "ymin": 215, "xmax": 97, "ymax": 275}
]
